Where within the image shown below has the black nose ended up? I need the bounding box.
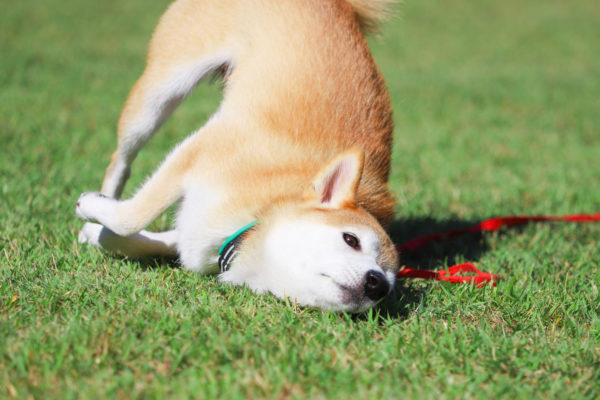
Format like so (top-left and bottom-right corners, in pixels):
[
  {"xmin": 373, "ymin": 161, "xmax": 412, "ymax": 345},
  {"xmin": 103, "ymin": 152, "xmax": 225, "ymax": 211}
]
[{"xmin": 364, "ymin": 270, "xmax": 389, "ymax": 301}]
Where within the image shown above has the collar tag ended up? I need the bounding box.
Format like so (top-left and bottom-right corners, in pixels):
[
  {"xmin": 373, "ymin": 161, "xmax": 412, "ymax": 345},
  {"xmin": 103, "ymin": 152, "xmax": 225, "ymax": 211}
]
[{"xmin": 218, "ymin": 221, "xmax": 257, "ymax": 273}]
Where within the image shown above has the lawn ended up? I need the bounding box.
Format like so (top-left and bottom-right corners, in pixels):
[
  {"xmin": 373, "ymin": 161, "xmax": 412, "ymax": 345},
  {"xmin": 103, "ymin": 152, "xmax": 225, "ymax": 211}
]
[{"xmin": 1, "ymin": 0, "xmax": 599, "ymax": 398}]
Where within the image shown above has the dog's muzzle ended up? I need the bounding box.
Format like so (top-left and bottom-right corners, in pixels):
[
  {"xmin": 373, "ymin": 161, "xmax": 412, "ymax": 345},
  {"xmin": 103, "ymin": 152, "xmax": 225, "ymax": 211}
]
[{"xmin": 364, "ymin": 270, "xmax": 389, "ymax": 301}]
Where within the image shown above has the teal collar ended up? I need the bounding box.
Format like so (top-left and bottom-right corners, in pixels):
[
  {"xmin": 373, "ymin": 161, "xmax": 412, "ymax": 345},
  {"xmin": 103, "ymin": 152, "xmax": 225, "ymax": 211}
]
[{"xmin": 218, "ymin": 221, "xmax": 257, "ymax": 273}]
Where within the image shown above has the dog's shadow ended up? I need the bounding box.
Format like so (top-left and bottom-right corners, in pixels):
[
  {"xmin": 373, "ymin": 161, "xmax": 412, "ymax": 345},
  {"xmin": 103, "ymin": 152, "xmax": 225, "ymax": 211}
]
[
  {"xmin": 371, "ymin": 216, "xmax": 494, "ymax": 321},
  {"xmin": 134, "ymin": 255, "xmax": 180, "ymax": 271},
  {"xmin": 389, "ymin": 216, "xmax": 490, "ymax": 270}
]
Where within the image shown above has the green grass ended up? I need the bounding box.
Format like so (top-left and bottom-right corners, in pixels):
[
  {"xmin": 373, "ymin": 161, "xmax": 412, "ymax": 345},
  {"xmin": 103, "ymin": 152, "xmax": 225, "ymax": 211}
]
[{"xmin": 1, "ymin": 0, "xmax": 599, "ymax": 398}]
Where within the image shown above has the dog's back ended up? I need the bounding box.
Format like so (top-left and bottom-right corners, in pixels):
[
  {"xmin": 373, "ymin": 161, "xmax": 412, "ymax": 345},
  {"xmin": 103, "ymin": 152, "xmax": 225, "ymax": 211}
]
[{"xmin": 221, "ymin": 0, "xmax": 396, "ymax": 224}]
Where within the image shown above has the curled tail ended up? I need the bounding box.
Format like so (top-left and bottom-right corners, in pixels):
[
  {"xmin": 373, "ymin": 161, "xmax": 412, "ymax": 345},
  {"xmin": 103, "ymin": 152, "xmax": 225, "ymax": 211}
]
[{"xmin": 346, "ymin": 0, "xmax": 398, "ymax": 31}]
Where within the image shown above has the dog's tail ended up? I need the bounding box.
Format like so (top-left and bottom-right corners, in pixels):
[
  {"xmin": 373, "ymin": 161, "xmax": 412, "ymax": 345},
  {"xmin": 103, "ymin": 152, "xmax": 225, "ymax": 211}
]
[{"xmin": 346, "ymin": 0, "xmax": 398, "ymax": 32}]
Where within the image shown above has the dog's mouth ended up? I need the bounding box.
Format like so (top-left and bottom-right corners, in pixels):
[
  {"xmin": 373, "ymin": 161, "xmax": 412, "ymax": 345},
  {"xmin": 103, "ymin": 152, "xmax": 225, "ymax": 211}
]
[{"xmin": 319, "ymin": 273, "xmax": 371, "ymax": 311}]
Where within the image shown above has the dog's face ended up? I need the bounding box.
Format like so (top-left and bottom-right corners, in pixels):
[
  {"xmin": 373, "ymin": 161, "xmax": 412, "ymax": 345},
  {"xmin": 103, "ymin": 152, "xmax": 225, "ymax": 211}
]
[
  {"xmin": 253, "ymin": 207, "xmax": 398, "ymax": 311},
  {"xmin": 220, "ymin": 148, "xmax": 399, "ymax": 312}
]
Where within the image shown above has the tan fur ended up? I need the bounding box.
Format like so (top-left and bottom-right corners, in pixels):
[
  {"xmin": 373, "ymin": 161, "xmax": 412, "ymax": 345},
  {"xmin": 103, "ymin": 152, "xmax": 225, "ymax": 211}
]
[
  {"xmin": 302, "ymin": 147, "xmax": 364, "ymax": 208},
  {"xmin": 100, "ymin": 0, "xmax": 396, "ymax": 228},
  {"xmin": 77, "ymin": 0, "xmax": 400, "ymax": 310},
  {"xmin": 346, "ymin": 0, "xmax": 398, "ymax": 32}
]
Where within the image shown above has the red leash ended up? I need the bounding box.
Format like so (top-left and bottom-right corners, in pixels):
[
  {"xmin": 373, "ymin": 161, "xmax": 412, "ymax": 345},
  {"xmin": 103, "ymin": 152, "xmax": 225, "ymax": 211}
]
[{"xmin": 396, "ymin": 213, "xmax": 600, "ymax": 286}]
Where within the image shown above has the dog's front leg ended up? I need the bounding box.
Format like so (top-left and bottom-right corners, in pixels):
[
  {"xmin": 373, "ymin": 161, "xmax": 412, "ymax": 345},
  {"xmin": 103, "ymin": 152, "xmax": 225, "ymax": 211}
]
[
  {"xmin": 76, "ymin": 133, "xmax": 197, "ymax": 236},
  {"xmin": 79, "ymin": 222, "xmax": 178, "ymax": 258}
]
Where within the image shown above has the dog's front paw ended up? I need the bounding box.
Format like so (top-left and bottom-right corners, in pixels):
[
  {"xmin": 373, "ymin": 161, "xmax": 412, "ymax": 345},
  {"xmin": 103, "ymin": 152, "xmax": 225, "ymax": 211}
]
[
  {"xmin": 78, "ymin": 222, "xmax": 104, "ymax": 246},
  {"xmin": 75, "ymin": 192, "xmax": 137, "ymax": 236},
  {"xmin": 76, "ymin": 192, "xmax": 110, "ymax": 222}
]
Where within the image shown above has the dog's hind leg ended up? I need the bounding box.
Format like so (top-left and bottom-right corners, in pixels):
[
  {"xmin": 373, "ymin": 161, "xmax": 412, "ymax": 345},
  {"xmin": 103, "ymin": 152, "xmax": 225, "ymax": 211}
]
[
  {"xmin": 79, "ymin": 222, "xmax": 178, "ymax": 258},
  {"xmin": 101, "ymin": 0, "xmax": 237, "ymax": 198}
]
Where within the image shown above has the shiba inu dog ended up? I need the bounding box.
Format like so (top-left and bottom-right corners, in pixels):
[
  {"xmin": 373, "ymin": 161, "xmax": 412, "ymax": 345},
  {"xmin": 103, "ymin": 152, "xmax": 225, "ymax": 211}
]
[{"xmin": 76, "ymin": 0, "xmax": 399, "ymax": 312}]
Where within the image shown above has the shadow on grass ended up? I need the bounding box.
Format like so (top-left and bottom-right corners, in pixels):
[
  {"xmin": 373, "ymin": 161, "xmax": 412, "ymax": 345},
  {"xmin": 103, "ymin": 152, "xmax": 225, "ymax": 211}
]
[
  {"xmin": 370, "ymin": 216, "xmax": 497, "ymax": 321},
  {"xmin": 134, "ymin": 255, "xmax": 180, "ymax": 271},
  {"xmin": 389, "ymin": 216, "xmax": 490, "ymax": 270}
]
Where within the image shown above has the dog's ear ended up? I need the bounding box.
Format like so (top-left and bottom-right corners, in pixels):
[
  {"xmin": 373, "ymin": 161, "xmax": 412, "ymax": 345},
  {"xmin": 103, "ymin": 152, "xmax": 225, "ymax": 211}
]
[{"xmin": 303, "ymin": 147, "xmax": 364, "ymax": 209}]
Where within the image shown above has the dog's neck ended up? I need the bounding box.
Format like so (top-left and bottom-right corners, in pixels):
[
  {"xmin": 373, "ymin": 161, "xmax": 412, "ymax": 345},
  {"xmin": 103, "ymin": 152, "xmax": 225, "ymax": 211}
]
[{"xmin": 218, "ymin": 221, "xmax": 257, "ymax": 273}]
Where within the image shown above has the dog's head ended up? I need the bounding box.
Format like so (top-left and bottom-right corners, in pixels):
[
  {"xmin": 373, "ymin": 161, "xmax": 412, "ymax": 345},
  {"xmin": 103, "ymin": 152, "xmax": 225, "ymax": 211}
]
[{"xmin": 220, "ymin": 148, "xmax": 399, "ymax": 312}]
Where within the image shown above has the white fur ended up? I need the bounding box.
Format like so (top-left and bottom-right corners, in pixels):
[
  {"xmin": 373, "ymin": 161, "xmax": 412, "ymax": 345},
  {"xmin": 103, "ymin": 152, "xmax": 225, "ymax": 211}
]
[
  {"xmin": 101, "ymin": 158, "xmax": 131, "ymax": 199},
  {"xmin": 76, "ymin": 192, "xmax": 121, "ymax": 230},
  {"xmin": 134, "ymin": 53, "xmax": 232, "ymax": 136},
  {"xmin": 175, "ymin": 182, "xmax": 243, "ymax": 273},
  {"xmin": 79, "ymin": 222, "xmax": 177, "ymax": 258},
  {"xmin": 76, "ymin": 192, "xmax": 146, "ymax": 236},
  {"xmin": 221, "ymin": 219, "xmax": 393, "ymax": 311}
]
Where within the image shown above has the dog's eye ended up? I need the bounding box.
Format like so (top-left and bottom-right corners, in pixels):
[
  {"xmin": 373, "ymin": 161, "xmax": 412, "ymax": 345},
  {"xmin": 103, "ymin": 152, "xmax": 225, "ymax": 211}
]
[{"xmin": 342, "ymin": 232, "xmax": 360, "ymax": 250}]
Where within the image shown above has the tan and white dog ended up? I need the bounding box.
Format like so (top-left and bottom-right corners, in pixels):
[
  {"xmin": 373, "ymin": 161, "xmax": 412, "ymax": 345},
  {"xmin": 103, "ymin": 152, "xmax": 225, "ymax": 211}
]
[{"xmin": 76, "ymin": 0, "xmax": 399, "ymax": 312}]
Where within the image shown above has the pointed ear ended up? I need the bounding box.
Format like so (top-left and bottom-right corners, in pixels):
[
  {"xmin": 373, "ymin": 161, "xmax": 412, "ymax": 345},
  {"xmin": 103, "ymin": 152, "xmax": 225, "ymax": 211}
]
[{"xmin": 303, "ymin": 147, "xmax": 365, "ymax": 209}]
